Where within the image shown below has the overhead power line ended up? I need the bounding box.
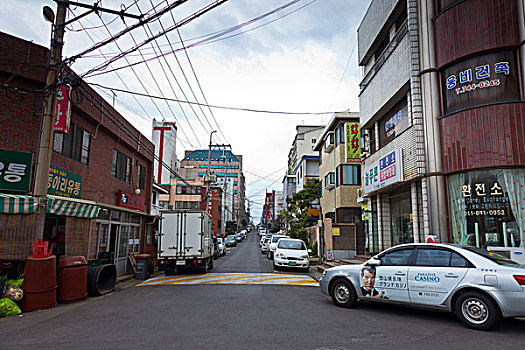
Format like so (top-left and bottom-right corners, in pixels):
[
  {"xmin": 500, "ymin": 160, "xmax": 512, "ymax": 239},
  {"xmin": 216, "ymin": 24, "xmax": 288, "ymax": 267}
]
[
  {"xmin": 88, "ymin": 83, "xmax": 339, "ymax": 115},
  {"xmin": 80, "ymin": 0, "xmax": 228, "ymax": 78}
]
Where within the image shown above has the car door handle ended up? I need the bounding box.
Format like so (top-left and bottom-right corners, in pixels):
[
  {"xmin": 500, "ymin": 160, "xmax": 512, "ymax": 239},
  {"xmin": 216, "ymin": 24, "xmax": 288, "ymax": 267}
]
[
  {"xmin": 445, "ymin": 273, "xmax": 458, "ymax": 278},
  {"xmin": 395, "ymin": 271, "xmax": 406, "ymax": 276}
]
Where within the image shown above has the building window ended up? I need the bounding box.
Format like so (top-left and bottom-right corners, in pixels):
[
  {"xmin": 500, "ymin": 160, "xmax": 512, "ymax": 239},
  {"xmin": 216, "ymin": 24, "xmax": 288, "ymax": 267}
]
[
  {"xmin": 336, "ymin": 164, "xmax": 361, "ymax": 186},
  {"xmin": 324, "ymin": 172, "xmax": 335, "ymax": 189},
  {"xmin": 112, "ymin": 149, "xmax": 131, "ymax": 183},
  {"xmin": 176, "ymin": 185, "xmax": 201, "ymax": 195},
  {"xmin": 53, "ymin": 123, "xmax": 91, "ymax": 165},
  {"xmin": 138, "ymin": 164, "xmax": 146, "ymax": 190},
  {"xmin": 319, "ymin": 150, "xmax": 322, "ymax": 165}
]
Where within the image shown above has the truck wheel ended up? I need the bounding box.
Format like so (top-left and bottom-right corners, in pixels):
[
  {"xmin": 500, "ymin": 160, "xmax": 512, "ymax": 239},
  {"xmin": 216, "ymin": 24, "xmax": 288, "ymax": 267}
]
[
  {"xmin": 209, "ymin": 258, "xmax": 214, "ymax": 271},
  {"xmin": 165, "ymin": 266, "xmax": 173, "ymax": 276}
]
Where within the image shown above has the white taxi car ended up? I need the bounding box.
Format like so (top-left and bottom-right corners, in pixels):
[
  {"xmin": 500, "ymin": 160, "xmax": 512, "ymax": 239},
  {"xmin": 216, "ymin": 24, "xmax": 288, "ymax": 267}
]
[{"xmin": 319, "ymin": 243, "xmax": 525, "ymax": 330}]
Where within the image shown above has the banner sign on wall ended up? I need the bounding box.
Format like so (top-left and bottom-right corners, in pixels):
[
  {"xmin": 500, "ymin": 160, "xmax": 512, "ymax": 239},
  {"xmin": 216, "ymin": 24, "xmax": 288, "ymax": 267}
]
[
  {"xmin": 345, "ymin": 122, "xmax": 361, "ymax": 163},
  {"xmin": 117, "ymin": 190, "xmax": 145, "ymax": 211},
  {"xmin": 364, "ymin": 149, "xmax": 403, "ymax": 194},
  {"xmin": 47, "ymin": 165, "xmax": 82, "ymax": 198},
  {"xmin": 379, "ymin": 99, "xmax": 410, "ymax": 146},
  {"xmin": 54, "ymin": 85, "xmax": 72, "ymax": 134},
  {"xmin": 441, "ymin": 50, "xmax": 520, "ymax": 115},
  {"xmin": 0, "ymin": 149, "xmax": 33, "ymax": 192}
]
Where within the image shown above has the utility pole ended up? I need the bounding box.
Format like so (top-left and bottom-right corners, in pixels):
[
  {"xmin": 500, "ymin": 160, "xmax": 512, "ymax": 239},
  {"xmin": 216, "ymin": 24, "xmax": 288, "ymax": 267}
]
[
  {"xmin": 34, "ymin": 1, "xmax": 68, "ymax": 201},
  {"xmin": 205, "ymin": 131, "xmax": 217, "ymax": 214},
  {"xmin": 33, "ymin": 1, "xmax": 143, "ymax": 239}
]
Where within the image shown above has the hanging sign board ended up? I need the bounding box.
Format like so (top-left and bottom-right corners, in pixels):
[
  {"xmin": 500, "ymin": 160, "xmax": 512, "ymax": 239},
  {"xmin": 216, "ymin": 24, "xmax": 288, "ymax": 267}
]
[{"xmin": 54, "ymin": 85, "xmax": 71, "ymax": 134}]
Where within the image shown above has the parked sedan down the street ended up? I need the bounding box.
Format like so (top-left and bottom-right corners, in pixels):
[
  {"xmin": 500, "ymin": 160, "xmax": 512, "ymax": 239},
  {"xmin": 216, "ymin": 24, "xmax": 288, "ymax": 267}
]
[
  {"xmin": 273, "ymin": 238, "xmax": 310, "ymax": 271},
  {"xmin": 319, "ymin": 243, "xmax": 525, "ymax": 330}
]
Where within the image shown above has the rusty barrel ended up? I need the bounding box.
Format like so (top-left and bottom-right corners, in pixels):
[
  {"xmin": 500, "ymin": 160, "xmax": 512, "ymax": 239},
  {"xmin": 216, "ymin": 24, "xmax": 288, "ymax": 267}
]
[
  {"xmin": 22, "ymin": 255, "xmax": 57, "ymax": 312},
  {"xmin": 58, "ymin": 256, "xmax": 87, "ymax": 304}
]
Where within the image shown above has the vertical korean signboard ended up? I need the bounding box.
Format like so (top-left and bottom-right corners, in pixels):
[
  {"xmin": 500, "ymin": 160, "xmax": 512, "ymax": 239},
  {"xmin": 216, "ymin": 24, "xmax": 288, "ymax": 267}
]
[
  {"xmin": 54, "ymin": 85, "xmax": 71, "ymax": 134},
  {"xmin": 364, "ymin": 149, "xmax": 403, "ymax": 194},
  {"xmin": 345, "ymin": 122, "xmax": 361, "ymax": 163},
  {"xmin": 0, "ymin": 149, "xmax": 33, "ymax": 192}
]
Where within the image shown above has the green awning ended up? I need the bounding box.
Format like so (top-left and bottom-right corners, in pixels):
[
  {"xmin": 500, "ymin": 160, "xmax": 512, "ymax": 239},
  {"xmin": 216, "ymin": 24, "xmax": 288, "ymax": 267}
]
[
  {"xmin": 0, "ymin": 194, "xmax": 40, "ymax": 214},
  {"xmin": 47, "ymin": 196, "xmax": 99, "ymax": 218}
]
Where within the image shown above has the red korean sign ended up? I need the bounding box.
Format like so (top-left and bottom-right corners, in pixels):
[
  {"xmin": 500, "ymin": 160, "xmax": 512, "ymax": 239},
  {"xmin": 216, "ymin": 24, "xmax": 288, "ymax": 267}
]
[
  {"xmin": 116, "ymin": 190, "xmax": 145, "ymax": 211},
  {"xmin": 54, "ymin": 85, "xmax": 71, "ymax": 134}
]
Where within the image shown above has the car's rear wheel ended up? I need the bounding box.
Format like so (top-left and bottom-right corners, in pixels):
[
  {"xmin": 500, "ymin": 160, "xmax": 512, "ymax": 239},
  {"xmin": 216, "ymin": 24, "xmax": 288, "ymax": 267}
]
[
  {"xmin": 330, "ymin": 279, "xmax": 357, "ymax": 308},
  {"xmin": 454, "ymin": 291, "xmax": 500, "ymax": 330}
]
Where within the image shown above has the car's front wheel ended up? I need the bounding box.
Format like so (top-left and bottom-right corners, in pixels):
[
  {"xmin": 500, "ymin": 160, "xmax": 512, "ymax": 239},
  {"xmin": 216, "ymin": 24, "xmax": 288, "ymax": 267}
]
[
  {"xmin": 454, "ymin": 291, "xmax": 500, "ymax": 330},
  {"xmin": 330, "ymin": 278, "xmax": 357, "ymax": 308}
]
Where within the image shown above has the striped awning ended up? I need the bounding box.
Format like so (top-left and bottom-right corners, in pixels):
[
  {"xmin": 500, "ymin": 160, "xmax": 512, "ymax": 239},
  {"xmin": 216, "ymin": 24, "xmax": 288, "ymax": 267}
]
[
  {"xmin": 47, "ymin": 196, "xmax": 100, "ymax": 218},
  {"xmin": 0, "ymin": 194, "xmax": 40, "ymax": 214}
]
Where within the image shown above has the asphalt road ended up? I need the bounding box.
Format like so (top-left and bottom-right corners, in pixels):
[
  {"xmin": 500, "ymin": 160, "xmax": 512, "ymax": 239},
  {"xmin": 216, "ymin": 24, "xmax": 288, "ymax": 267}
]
[{"xmin": 1, "ymin": 230, "xmax": 525, "ymax": 349}]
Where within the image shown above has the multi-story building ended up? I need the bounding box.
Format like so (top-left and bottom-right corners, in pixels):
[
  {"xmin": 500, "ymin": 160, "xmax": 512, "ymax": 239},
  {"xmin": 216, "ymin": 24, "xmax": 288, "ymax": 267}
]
[
  {"xmin": 178, "ymin": 149, "xmax": 247, "ymax": 228},
  {"xmin": 314, "ymin": 112, "xmax": 364, "ymax": 258},
  {"xmin": 281, "ymin": 174, "xmax": 296, "ymax": 211},
  {"xmin": 357, "ymin": 0, "xmax": 525, "ymax": 255},
  {"xmin": 0, "ymin": 32, "xmax": 154, "ymax": 276},
  {"xmin": 151, "ymin": 119, "xmax": 177, "ymax": 185},
  {"xmin": 287, "ymin": 125, "xmax": 324, "ymax": 192}
]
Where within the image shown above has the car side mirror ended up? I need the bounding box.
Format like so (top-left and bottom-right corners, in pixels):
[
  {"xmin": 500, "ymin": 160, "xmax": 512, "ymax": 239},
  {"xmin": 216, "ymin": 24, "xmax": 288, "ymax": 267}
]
[
  {"xmin": 366, "ymin": 258, "xmax": 381, "ymax": 266},
  {"xmin": 307, "ymin": 249, "xmax": 312, "ymax": 254}
]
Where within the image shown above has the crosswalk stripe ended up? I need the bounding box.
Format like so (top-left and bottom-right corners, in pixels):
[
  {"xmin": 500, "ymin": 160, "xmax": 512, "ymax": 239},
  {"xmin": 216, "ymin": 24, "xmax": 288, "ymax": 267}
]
[{"xmin": 137, "ymin": 273, "xmax": 318, "ymax": 287}]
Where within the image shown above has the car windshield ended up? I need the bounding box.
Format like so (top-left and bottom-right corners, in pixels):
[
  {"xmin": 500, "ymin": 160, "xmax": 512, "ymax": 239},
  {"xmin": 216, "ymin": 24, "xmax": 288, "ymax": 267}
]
[
  {"xmin": 225, "ymin": 237, "xmax": 234, "ymax": 242},
  {"xmin": 278, "ymin": 240, "xmax": 305, "ymax": 250},
  {"xmin": 272, "ymin": 236, "xmax": 284, "ymax": 243},
  {"xmin": 461, "ymin": 246, "xmax": 519, "ymax": 265},
  {"xmin": 264, "ymin": 238, "xmax": 270, "ymax": 243}
]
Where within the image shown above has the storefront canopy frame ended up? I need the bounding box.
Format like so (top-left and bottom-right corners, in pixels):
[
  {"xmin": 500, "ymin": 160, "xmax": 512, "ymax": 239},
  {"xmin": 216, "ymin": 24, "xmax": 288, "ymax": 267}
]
[
  {"xmin": 0, "ymin": 194, "xmax": 40, "ymax": 214},
  {"xmin": 47, "ymin": 195, "xmax": 100, "ymax": 218}
]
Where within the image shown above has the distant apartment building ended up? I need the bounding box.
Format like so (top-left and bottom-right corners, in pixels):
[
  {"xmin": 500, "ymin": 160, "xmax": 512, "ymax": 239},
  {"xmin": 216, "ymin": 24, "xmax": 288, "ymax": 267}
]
[
  {"xmin": 286, "ymin": 125, "xmax": 324, "ymax": 195},
  {"xmin": 151, "ymin": 119, "xmax": 177, "ymax": 185},
  {"xmin": 281, "ymin": 174, "xmax": 296, "ymax": 211},
  {"xmin": 177, "ymin": 149, "xmax": 247, "ymax": 228}
]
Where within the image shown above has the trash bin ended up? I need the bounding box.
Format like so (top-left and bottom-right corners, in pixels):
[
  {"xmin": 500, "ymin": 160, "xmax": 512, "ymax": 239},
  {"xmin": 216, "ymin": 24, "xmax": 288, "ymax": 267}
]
[
  {"xmin": 22, "ymin": 255, "xmax": 57, "ymax": 312},
  {"xmin": 57, "ymin": 256, "xmax": 87, "ymax": 304},
  {"xmin": 135, "ymin": 254, "xmax": 150, "ymax": 280}
]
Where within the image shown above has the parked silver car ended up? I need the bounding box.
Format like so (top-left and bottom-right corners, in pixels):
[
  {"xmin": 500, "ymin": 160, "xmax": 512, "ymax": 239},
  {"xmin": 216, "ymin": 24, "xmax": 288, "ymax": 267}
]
[{"xmin": 319, "ymin": 243, "xmax": 525, "ymax": 330}]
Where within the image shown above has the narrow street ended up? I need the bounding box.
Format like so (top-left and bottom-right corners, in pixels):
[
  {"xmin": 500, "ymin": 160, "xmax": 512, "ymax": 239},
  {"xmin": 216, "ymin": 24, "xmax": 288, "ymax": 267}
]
[{"xmin": 1, "ymin": 230, "xmax": 524, "ymax": 349}]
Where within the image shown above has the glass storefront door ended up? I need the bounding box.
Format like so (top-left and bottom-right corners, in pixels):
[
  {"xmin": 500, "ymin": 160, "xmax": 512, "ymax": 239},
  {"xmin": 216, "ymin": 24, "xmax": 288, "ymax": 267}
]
[{"xmin": 390, "ymin": 191, "xmax": 413, "ymax": 246}]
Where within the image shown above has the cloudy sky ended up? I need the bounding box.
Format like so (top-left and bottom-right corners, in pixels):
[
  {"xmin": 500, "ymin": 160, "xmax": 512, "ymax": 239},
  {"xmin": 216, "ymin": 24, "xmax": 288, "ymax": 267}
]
[{"xmin": 2, "ymin": 0, "xmax": 369, "ymax": 221}]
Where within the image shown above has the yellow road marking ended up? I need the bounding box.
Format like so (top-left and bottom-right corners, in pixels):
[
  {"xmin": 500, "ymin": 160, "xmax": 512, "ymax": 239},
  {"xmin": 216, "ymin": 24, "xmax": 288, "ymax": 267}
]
[
  {"xmin": 243, "ymin": 276, "xmax": 311, "ymax": 284},
  {"xmin": 142, "ymin": 273, "xmax": 248, "ymax": 286},
  {"xmin": 193, "ymin": 274, "xmax": 268, "ymax": 284}
]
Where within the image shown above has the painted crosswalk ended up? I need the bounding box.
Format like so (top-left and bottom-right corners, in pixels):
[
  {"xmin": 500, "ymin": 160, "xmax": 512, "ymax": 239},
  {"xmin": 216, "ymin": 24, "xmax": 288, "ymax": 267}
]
[{"xmin": 137, "ymin": 273, "xmax": 319, "ymax": 287}]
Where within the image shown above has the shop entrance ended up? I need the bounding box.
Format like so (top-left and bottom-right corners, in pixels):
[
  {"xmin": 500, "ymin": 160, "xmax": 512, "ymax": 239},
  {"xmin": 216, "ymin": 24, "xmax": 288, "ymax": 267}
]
[{"xmin": 390, "ymin": 191, "xmax": 413, "ymax": 246}]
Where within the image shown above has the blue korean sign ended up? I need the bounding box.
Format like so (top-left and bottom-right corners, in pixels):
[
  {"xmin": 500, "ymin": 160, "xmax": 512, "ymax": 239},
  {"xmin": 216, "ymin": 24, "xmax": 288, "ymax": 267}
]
[{"xmin": 364, "ymin": 150, "xmax": 403, "ymax": 194}]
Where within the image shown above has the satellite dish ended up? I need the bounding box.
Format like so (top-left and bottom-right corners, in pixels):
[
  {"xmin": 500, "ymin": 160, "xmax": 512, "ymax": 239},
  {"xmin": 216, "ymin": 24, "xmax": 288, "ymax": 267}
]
[{"xmin": 43, "ymin": 6, "xmax": 55, "ymax": 23}]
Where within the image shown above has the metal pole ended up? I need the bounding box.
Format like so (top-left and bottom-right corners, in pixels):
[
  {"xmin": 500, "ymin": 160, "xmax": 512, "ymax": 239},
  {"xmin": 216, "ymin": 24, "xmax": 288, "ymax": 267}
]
[{"xmin": 205, "ymin": 131, "xmax": 216, "ymax": 214}]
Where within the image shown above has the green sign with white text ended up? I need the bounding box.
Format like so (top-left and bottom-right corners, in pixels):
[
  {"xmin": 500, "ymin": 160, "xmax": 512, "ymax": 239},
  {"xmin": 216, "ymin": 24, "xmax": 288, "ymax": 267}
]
[{"xmin": 0, "ymin": 149, "xmax": 33, "ymax": 192}]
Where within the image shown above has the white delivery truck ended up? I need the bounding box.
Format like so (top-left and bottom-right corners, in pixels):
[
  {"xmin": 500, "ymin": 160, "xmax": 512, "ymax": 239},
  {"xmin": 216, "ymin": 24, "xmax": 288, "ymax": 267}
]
[{"xmin": 158, "ymin": 210, "xmax": 214, "ymax": 275}]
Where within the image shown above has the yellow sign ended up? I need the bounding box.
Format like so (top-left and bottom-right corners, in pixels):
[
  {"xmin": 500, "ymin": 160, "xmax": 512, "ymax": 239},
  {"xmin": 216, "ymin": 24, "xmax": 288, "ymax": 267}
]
[
  {"xmin": 345, "ymin": 122, "xmax": 361, "ymax": 163},
  {"xmin": 332, "ymin": 227, "xmax": 340, "ymax": 236}
]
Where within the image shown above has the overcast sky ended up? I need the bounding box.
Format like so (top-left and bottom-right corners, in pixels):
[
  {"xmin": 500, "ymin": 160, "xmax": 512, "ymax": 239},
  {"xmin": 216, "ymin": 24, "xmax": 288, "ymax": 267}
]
[{"xmin": 2, "ymin": 0, "xmax": 369, "ymax": 221}]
